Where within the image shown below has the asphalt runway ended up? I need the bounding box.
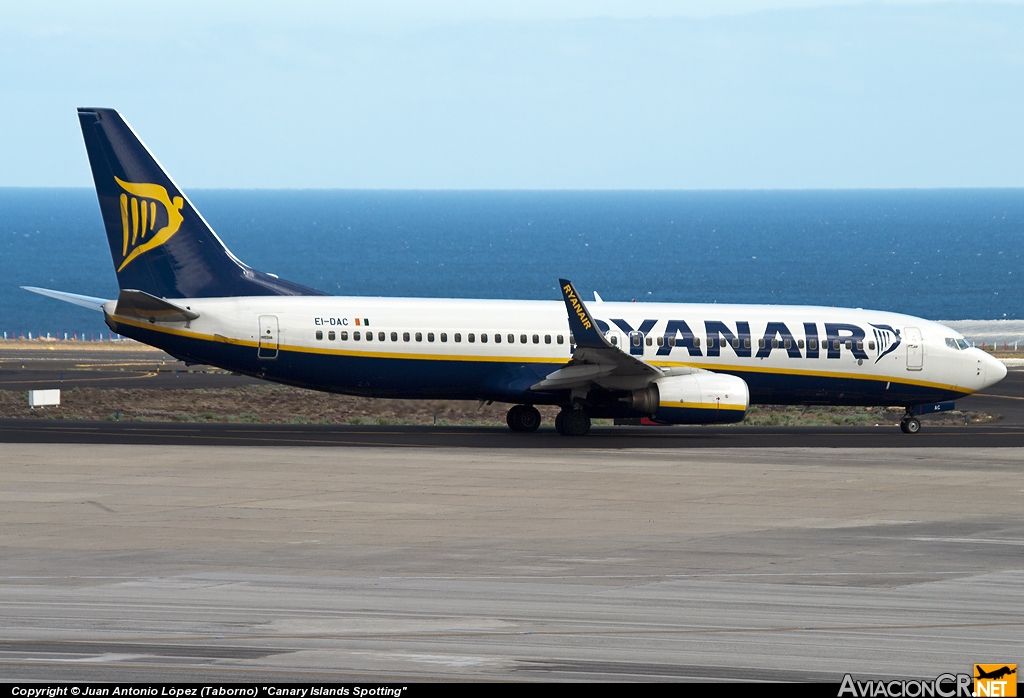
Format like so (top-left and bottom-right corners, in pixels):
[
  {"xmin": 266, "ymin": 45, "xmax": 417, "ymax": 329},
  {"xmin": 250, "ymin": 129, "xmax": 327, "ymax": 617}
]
[
  {"xmin": 2, "ymin": 344, "xmax": 1024, "ymax": 447},
  {"xmin": 0, "ymin": 345, "xmax": 264, "ymax": 390},
  {"xmin": 2, "ymin": 348, "xmax": 1022, "ymax": 681},
  {"xmin": 1, "ymin": 444, "xmax": 1021, "ymax": 682}
]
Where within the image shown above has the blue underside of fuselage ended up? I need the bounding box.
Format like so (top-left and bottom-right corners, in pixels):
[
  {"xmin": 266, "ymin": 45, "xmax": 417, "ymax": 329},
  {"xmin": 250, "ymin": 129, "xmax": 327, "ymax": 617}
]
[{"xmin": 114, "ymin": 322, "xmax": 969, "ymax": 409}]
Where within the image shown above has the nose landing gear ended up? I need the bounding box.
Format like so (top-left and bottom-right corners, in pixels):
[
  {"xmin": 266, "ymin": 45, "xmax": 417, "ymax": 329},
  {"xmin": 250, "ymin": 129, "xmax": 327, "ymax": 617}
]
[
  {"xmin": 899, "ymin": 413, "xmax": 921, "ymax": 434},
  {"xmin": 506, "ymin": 404, "xmax": 542, "ymax": 432}
]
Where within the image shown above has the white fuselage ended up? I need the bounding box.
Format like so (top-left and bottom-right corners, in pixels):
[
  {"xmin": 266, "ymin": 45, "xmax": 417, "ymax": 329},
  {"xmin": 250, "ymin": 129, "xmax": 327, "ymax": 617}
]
[{"xmin": 105, "ymin": 295, "xmax": 1006, "ymax": 407}]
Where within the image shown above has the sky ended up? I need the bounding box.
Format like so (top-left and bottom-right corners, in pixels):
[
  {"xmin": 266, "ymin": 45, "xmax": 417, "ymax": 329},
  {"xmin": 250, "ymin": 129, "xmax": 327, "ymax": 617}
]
[{"xmin": 2, "ymin": 1, "xmax": 1023, "ymax": 189}]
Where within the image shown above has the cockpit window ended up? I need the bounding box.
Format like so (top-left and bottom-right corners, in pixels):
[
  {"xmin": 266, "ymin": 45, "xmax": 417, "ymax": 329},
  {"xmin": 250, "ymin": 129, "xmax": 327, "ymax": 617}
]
[
  {"xmin": 956, "ymin": 339, "xmax": 970, "ymax": 350},
  {"xmin": 945, "ymin": 338, "xmax": 958, "ymax": 349}
]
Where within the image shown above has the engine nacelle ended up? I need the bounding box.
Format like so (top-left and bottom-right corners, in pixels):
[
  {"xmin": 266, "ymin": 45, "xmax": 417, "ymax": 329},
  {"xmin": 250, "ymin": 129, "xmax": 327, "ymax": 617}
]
[{"xmin": 626, "ymin": 372, "xmax": 749, "ymax": 424}]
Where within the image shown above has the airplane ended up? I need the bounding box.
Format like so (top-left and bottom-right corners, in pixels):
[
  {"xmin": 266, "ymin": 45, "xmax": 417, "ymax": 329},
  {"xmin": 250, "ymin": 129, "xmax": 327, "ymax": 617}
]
[
  {"xmin": 23, "ymin": 108, "xmax": 1008, "ymax": 436},
  {"xmin": 975, "ymin": 666, "xmax": 1016, "ymax": 681}
]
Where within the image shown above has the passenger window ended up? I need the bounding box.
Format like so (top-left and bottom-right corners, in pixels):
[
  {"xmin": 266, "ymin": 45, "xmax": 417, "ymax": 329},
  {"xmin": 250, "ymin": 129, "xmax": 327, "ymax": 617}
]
[
  {"xmin": 797, "ymin": 339, "xmax": 804, "ymax": 349},
  {"xmin": 668, "ymin": 337, "xmax": 676, "ymax": 347},
  {"xmin": 353, "ymin": 331, "xmax": 361, "ymax": 340},
  {"xmin": 610, "ymin": 335, "xmax": 617, "ymax": 345},
  {"xmin": 316, "ymin": 330, "xmax": 323, "ymax": 340},
  {"xmin": 645, "ymin": 337, "xmax": 652, "ymax": 346},
  {"xmin": 758, "ymin": 339, "xmax": 766, "ymax": 349},
  {"xmin": 833, "ymin": 340, "xmax": 840, "ymax": 350},
  {"xmin": 569, "ymin": 333, "xmax": 575, "ymax": 344},
  {"xmin": 403, "ymin": 332, "xmax": 410, "ymax": 342},
  {"xmin": 508, "ymin": 334, "xmax": 514, "ymax": 343},
  {"xmin": 845, "ymin": 340, "xmax": 852, "ymax": 350},
  {"xmin": 441, "ymin": 333, "xmax": 448, "ymax": 342},
  {"xmin": 468, "ymin": 333, "xmax": 475, "ymax": 343},
  {"xmin": 771, "ymin": 339, "xmax": 779, "ymax": 349},
  {"xmin": 809, "ymin": 339, "xmax": 817, "ymax": 350},
  {"xmin": 391, "ymin": 331, "xmax": 398, "ymax": 342},
  {"xmin": 366, "ymin": 331, "xmax": 373, "ymax": 341},
  {"xmin": 455, "ymin": 333, "xmax": 462, "ymax": 342},
  {"xmin": 378, "ymin": 332, "xmax": 385, "ymax": 341},
  {"xmin": 328, "ymin": 331, "xmax": 335, "ymax": 341},
  {"xmin": 494, "ymin": 333, "xmax": 501, "ymax": 343},
  {"xmin": 558, "ymin": 335, "xmax": 565, "ymax": 344},
  {"xmin": 415, "ymin": 332, "xmax": 422, "ymax": 342},
  {"xmin": 428, "ymin": 332, "xmax": 435, "ymax": 342},
  {"xmin": 784, "ymin": 339, "xmax": 791, "ymax": 349},
  {"xmin": 868, "ymin": 341, "xmax": 875, "ymax": 350},
  {"xmin": 657, "ymin": 336, "xmax": 664, "ymax": 346},
  {"xmin": 732, "ymin": 338, "xmax": 739, "ymax": 348},
  {"xmin": 708, "ymin": 337, "xmax": 716, "ymax": 348},
  {"xmin": 633, "ymin": 334, "xmax": 642, "ymax": 347},
  {"xmin": 744, "ymin": 338, "xmax": 751, "ymax": 349},
  {"xmin": 693, "ymin": 338, "xmax": 701, "ymax": 348},
  {"xmin": 856, "ymin": 340, "xmax": 863, "ymax": 351},
  {"xmin": 521, "ymin": 334, "xmax": 528, "ymax": 344},
  {"xmin": 340, "ymin": 331, "xmax": 348, "ymax": 340},
  {"xmin": 533, "ymin": 334, "xmax": 539, "ymax": 344},
  {"xmin": 545, "ymin": 335, "xmax": 551, "ymax": 344},
  {"xmin": 481, "ymin": 334, "xmax": 488, "ymax": 343}
]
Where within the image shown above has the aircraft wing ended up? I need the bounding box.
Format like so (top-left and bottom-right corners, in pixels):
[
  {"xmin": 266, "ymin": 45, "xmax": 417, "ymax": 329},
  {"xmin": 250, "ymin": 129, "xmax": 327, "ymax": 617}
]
[{"xmin": 531, "ymin": 279, "xmax": 664, "ymax": 391}]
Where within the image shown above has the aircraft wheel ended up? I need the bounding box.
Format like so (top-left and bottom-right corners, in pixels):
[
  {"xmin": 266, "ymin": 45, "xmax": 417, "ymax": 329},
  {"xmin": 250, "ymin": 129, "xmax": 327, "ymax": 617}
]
[
  {"xmin": 506, "ymin": 405, "xmax": 523, "ymax": 431},
  {"xmin": 555, "ymin": 409, "xmax": 566, "ymax": 435},
  {"xmin": 900, "ymin": 417, "xmax": 921, "ymax": 434},
  {"xmin": 507, "ymin": 404, "xmax": 541, "ymax": 433},
  {"xmin": 561, "ymin": 409, "xmax": 591, "ymax": 436}
]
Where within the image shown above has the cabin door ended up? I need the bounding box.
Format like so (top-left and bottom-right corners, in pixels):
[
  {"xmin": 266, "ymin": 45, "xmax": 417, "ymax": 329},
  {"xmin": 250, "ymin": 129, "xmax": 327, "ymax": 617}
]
[
  {"xmin": 258, "ymin": 315, "xmax": 279, "ymax": 360},
  {"xmin": 905, "ymin": 327, "xmax": 923, "ymax": 371}
]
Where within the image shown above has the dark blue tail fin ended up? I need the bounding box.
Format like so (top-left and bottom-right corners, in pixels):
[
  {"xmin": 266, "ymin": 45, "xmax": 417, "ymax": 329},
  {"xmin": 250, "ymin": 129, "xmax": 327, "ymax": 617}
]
[{"xmin": 77, "ymin": 108, "xmax": 326, "ymax": 298}]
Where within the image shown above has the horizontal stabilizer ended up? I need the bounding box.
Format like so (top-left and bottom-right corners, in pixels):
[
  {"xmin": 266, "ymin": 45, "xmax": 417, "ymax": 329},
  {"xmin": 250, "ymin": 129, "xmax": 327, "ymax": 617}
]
[
  {"xmin": 113, "ymin": 289, "xmax": 199, "ymax": 323},
  {"xmin": 21, "ymin": 286, "xmax": 109, "ymax": 312}
]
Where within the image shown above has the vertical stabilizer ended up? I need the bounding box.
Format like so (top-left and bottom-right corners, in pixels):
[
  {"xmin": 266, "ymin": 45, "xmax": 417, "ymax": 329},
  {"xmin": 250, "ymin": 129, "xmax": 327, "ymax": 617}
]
[{"xmin": 77, "ymin": 108, "xmax": 325, "ymax": 298}]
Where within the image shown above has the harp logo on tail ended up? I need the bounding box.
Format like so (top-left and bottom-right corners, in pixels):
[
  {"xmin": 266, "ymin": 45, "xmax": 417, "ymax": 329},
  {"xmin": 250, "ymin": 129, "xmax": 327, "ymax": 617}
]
[{"xmin": 114, "ymin": 177, "xmax": 184, "ymax": 272}]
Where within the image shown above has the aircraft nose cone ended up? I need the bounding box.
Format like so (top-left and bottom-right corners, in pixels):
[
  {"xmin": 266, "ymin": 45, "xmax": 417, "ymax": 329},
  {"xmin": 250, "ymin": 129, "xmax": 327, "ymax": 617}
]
[{"xmin": 982, "ymin": 352, "xmax": 1008, "ymax": 388}]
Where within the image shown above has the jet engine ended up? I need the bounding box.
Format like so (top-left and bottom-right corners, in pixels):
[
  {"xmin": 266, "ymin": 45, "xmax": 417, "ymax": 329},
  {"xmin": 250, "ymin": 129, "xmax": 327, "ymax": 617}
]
[{"xmin": 624, "ymin": 371, "xmax": 749, "ymax": 424}]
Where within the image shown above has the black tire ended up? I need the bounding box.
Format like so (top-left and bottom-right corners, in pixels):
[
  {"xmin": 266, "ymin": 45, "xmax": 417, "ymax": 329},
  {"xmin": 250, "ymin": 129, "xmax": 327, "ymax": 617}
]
[
  {"xmin": 518, "ymin": 405, "xmax": 541, "ymax": 432},
  {"xmin": 563, "ymin": 410, "xmax": 591, "ymax": 436},
  {"xmin": 905, "ymin": 417, "xmax": 921, "ymax": 434},
  {"xmin": 507, "ymin": 404, "xmax": 541, "ymax": 433},
  {"xmin": 555, "ymin": 409, "xmax": 567, "ymax": 435},
  {"xmin": 506, "ymin": 405, "xmax": 523, "ymax": 432}
]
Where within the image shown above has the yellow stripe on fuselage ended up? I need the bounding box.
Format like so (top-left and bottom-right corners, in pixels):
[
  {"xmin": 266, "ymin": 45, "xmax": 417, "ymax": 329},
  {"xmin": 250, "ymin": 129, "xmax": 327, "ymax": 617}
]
[{"xmin": 110, "ymin": 315, "xmax": 973, "ymax": 394}]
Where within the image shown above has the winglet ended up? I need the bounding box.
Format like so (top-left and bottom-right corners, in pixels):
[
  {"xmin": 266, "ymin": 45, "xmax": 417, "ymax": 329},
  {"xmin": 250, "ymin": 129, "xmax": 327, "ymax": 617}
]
[{"xmin": 559, "ymin": 279, "xmax": 611, "ymax": 349}]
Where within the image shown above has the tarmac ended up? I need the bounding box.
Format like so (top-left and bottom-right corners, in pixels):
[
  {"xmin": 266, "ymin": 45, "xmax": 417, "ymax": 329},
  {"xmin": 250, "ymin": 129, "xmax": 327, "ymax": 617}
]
[{"xmin": 1, "ymin": 345, "xmax": 1022, "ymax": 682}]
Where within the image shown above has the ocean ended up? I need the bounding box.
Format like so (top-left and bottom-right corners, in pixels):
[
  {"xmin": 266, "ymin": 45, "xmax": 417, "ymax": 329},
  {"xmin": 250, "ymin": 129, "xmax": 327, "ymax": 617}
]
[{"xmin": 1, "ymin": 188, "xmax": 1023, "ymax": 340}]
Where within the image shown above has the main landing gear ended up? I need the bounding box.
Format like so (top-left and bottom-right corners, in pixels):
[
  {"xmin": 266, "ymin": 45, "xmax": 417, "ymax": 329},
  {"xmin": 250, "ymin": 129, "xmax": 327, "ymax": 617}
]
[
  {"xmin": 899, "ymin": 411, "xmax": 921, "ymax": 434},
  {"xmin": 505, "ymin": 403, "xmax": 593, "ymax": 436},
  {"xmin": 555, "ymin": 407, "xmax": 591, "ymax": 436},
  {"xmin": 506, "ymin": 404, "xmax": 542, "ymax": 433}
]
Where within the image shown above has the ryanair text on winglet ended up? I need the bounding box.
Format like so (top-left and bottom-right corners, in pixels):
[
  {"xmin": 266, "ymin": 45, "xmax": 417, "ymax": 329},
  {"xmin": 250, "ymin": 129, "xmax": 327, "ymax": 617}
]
[{"xmin": 563, "ymin": 284, "xmax": 592, "ymax": 331}]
